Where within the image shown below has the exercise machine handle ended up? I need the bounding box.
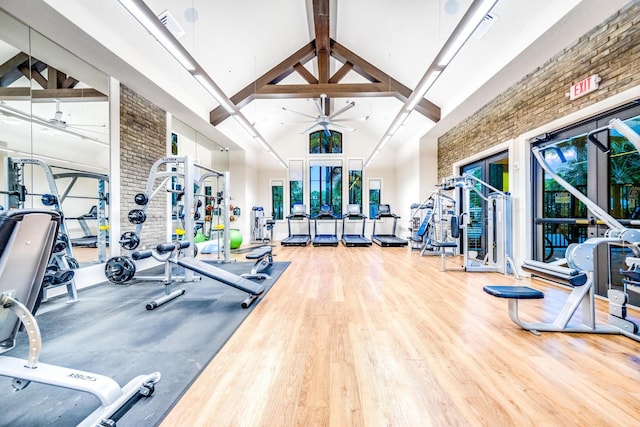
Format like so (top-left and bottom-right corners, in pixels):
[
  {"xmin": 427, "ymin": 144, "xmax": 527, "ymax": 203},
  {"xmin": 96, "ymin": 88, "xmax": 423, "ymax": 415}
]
[
  {"xmin": 132, "ymin": 250, "xmax": 153, "ymax": 260},
  {"xmin": 156, "ymin": 241, "xmax": 190, "ymax": 254}
]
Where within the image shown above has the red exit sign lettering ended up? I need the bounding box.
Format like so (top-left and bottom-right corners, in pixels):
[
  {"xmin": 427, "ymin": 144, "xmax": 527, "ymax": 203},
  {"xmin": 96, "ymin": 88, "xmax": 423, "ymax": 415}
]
[{"xmin": 569, "ymin": 74, "xmax": 600, "ymax": 100}]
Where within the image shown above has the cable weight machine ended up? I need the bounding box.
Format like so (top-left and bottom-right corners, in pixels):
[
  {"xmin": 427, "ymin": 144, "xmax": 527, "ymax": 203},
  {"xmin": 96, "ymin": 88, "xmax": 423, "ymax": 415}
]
[{"xmin": 441, "ymin": 174, "xmax": 518, "ymax": 276}]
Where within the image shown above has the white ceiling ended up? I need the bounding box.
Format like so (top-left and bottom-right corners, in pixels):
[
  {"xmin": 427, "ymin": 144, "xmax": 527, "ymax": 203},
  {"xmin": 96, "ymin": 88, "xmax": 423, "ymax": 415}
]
[{"xmin": 0, "ymin": 0, "xmax": 634, "ymax": 167}]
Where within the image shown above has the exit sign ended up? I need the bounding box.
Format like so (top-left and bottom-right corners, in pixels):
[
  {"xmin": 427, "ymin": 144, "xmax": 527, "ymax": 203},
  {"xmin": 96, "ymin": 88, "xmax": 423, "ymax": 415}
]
[{"xmin": 569, "ymin": 74, "xmax": 601, "ymax": 100}]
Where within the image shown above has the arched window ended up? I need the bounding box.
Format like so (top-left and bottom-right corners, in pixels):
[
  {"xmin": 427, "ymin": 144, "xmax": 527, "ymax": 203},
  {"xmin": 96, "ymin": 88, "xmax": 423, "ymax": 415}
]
[{"xmin": 309, "ymin": 130, "xmax": 342, "ymax": 154}]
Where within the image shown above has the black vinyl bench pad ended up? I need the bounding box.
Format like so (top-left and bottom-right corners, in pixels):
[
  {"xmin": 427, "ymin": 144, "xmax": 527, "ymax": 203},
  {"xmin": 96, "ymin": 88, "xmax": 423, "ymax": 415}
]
[
  {"xmin": 483, "ymin": 285, "xmax": 544, "ymax": 299},
  {"xmin": 245, "ymin": 246, "xmax": 272, "ymax": 260},
  {"xmin": 176, "ymin": 257, "xmax": 265, "ymax": 295}
]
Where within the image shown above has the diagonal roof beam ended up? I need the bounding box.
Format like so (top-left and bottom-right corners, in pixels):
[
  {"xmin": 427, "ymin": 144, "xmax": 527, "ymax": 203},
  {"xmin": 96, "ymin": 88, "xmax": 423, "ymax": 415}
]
[
  {"xmin": 208, "ymin": 3, "xmax": 440, "ymax": 126},
  {"xmin": 330, "ymin": 40, "xmax": 440, "ymax": 122},
  {"xmin": 210, "ymin": 42, "xmax": 316, "ymax": 126},
  {"xmin": 0, "ymin": 52, "xmax": 29, "ymax": 87}
]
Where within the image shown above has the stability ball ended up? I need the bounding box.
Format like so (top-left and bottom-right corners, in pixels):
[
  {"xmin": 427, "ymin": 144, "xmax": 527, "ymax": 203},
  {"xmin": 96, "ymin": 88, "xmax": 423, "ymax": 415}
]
[
  {"xmin": 229, "ymin": 229, "xmax": 243, "ymax": 249},
  {"xmin": 194, "ymin": 230, "xmax": 207, "ymax": 243}
]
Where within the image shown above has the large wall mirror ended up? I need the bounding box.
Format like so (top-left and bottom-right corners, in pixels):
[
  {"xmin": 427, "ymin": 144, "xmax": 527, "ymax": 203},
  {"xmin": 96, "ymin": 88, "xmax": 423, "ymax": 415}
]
[{"xmin": 0, "ymin": 10, "xmax": 110, "ymax": 268}]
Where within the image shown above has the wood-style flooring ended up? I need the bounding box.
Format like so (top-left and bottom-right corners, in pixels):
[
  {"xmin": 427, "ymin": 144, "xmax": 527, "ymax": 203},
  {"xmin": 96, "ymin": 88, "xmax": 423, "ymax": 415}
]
[{"xmin": 161, "ymin": 244, "xmax": 640, "ymax": 426}]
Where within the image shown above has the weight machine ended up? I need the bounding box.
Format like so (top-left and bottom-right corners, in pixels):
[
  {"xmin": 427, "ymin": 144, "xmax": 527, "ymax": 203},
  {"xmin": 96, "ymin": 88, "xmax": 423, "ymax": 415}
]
[
  {"xmin": 441, "ymin": 174, "xmax": 518, "ymax": 276},
  {"xmin": 485, "ymin": 118, "xmax": 640, "ymax": 341},
  {"xmin": 3, "ymin": 158, "xmax": 111, "ymax": 302},
  {"xmin": 250, "ymin": 206, "xmax": 274, "ymax": 243},
  {"xmin": 0, "ymin": 209, "xmax": 160, "ymax": 427},
  {"xmin": 408, "ymin": 188, "xmax": 458, "ymax": 257},
  {"xmin": 110, "ymin": 155, "xmax": 232, "ymax": 285}
]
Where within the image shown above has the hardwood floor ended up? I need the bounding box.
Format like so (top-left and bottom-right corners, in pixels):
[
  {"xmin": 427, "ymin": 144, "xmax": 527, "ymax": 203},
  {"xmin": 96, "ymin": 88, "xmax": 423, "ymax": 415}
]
[{"xmin": 161, "ymin": 244, "xmax": 640, "ymax": 426}]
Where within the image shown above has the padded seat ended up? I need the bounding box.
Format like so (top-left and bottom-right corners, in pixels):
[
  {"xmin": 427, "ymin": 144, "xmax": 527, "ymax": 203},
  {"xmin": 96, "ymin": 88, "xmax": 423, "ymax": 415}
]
[
  {"xmin": 483, "ymin": 285, "xmax": 544, "ymax": 299},
  {"xmin": 246, "ymin": 246, "xmax": 272, "ymax": 260}
]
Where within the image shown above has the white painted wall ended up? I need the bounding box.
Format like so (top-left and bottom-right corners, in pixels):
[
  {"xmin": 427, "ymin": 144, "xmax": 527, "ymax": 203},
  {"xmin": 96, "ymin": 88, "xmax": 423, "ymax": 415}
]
[
  {"xmin": 394, "ymin": 138, "xmax": 420, "ymax": 238},
  {"xmin": 419, "ymin": 137, "xmax": 439, "ymax": 198},
  {"xmin": 229, "ymin": 147, "xmax": 260, "ymax": 243}
]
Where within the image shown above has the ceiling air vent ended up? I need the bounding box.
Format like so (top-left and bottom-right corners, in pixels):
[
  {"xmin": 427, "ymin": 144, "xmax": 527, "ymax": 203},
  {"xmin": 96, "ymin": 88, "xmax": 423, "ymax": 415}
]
[
  {"xmin": 158, "ymin": 10, "xmax": 185, "ymax": 39},
  {"xmin": 472, "ymin": 12, "xmax": 497, "ymax": 40}
]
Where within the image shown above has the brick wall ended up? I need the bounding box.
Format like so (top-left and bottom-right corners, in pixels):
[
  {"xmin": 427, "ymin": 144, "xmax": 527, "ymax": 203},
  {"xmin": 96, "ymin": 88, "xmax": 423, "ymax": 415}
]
[
  {"xmin": 438, "ymin": 1, "xmax": 640, "ymax": 178},
  {"xmin": 119, "ymin": 85, "xmax": 167, "ymax": 248}
]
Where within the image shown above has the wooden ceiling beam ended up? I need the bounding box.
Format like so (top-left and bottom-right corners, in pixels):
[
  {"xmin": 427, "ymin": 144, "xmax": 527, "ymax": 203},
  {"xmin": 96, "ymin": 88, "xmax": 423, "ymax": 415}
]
[
  {"xmin": 0, "ymin": 53, "xmax": 29, "ymax": 87},
  {"xmin": 210, "ymin": 42, "xmax": 316, "ymax": 125},
  {"xmin": 294, "ymin": 63, "xmax": 318, "ymax": 84},
  {"xmin": 208, "ymin": 6, "xmax": 441, "ymax": 126},
  {"xmin": 255, "ymin": 82, "xmax": 393, "ymax": 99},
  {"xmin": 0, "ymin": 87, "xmax": 107, "ymax": 102},
  {"xmin": 313, "ymin": 0, "xmax": 330, "ymax": 114},
  {"xmin": 329, "ymin": 62, "xmax": 353, "ymax": 84},
  {"xmin": 330, "ymin": 40, "xmax": 440, "ymax": 122}
]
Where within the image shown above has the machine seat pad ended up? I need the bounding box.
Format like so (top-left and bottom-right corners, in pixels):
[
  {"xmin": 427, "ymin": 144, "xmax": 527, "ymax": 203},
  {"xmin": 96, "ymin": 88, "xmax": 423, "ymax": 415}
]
[
  {"xmin": 245, "ymin": 246, "xmax": 273, "ymax": 260},
  {"xmin": 620, "ymin": 268, "xmax": 640, "ymax": 282},
  {"xmin": 177, "ymin": 257, "xmax": 265, "ymax": 295},
  {"xmin": 431, "ymin": 241, "xmax": 458, "ymax": 248},
  {"xmin": 483, "ymin": 285, "xmax": 544, "ymax": 299}
]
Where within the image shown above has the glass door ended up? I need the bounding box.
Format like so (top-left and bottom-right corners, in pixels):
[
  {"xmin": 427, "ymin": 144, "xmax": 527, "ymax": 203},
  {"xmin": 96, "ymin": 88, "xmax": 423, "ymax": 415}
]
[{"xmin": 531, "ymin": 103, "xmax": 640, "ymax": 303}]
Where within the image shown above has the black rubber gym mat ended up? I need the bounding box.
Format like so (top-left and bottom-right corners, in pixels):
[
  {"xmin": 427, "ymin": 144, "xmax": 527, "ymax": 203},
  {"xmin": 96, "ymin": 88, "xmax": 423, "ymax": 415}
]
[{"xmin": 0, "ymin": 260, "xmax": 289, "ymax": 426}]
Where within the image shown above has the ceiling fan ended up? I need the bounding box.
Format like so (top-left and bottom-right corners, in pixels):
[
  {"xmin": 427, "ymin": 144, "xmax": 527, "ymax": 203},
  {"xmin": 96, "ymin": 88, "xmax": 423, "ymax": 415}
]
[
  {"xmin": 282, "ymin": 93, "xmax": 369, "ymax": 136},
  {"xmin": 46, "ymin": 100, "xmax": 106, "ymax": 134}
]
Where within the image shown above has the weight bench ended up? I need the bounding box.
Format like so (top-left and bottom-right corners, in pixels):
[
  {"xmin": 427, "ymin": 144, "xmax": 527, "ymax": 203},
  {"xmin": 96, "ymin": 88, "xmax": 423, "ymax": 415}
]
[
  {"xmin": 242, "ymin": 246, "xmax": 273, "ymax": 280},
  {"xmin": 175, "ymin": 257, "xmax": 265, "ymax": 308},
  {"xmin": 0, "ymin": 209, "xmax": 160, "ymax": 427},
  {"xmin": 484, "ymin": 263, "xmax": 620, "ymax": 335}
]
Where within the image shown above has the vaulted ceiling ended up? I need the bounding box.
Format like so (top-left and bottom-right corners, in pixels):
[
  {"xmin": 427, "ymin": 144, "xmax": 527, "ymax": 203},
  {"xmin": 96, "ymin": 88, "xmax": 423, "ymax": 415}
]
[{"xmin": 0, "ymin": 0, "xmax": 632, "ymax": 168}]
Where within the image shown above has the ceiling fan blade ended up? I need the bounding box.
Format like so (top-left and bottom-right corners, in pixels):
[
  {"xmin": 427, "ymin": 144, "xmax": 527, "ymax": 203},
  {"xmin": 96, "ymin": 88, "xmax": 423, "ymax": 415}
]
[
  {"xmin": 328, "ymin": 101, "xmax": 355, "ymax": 119},
  {"xmin": 322, "ymin": 125, "xmax": 331, "ymax": 136},
  {"xmin": 281, "ymin": 120, "xmax": 315, "ymax": 125},
  {"xmin": 329, "ymin": 123, "xmax": 356, "ymax": 132},
  {"xmin": 67, "ymin": 125, "xmax": 107, "ymax": 135},
  {"xmin": 300, "ymin": 123, "xmax": 321, "ymax": 134},
  {"xmin": 332, "ymin": 115, "xmax": 370, "ymax": 123},
  {"xmin": 68, "ymin": 123, "xmax": 107, "ymax": 128},
  {"xmin": 282, "ymin": 106, "xmax": 317, "ymax": 120}
]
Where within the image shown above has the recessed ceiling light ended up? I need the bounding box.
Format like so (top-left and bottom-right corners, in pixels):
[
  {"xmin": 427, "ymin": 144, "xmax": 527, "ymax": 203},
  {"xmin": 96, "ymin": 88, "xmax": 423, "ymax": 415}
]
[
  {"xmin": 184, "ymin": 7, "xmax": 199, "ymax": 23},
  {"xmin": 444, "ymin": 0, "xmax": 459, "ymax": 15}
]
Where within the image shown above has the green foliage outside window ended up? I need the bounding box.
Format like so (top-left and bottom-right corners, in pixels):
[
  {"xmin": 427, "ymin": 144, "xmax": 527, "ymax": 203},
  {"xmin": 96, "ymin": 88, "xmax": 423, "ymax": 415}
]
[
  {"xmin": 309, "ymin": 130, "xmax": 342, "ymax": 154},
  {"xmin": 272, "ymin": 184, "xmax": 283, "ymax": 220},
  {"xmin": 349, "ymin": 170, "xmax": 362, "ymax": 206},
  {"xmin": 369, "ymin": 189, "xmax": 380, "ymax": 219},
  {"xmin": 310, "ymin": 165, "xmax": 342, "ymax": 217},
  {"xmin": 290, "ymin": 180, "xmax": 303, "ymax": 212}
]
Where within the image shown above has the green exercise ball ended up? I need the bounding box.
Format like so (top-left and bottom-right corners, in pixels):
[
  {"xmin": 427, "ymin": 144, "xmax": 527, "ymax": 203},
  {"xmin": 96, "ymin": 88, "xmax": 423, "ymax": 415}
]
[
  {"xmin": 229, "ymin": 229, "xmax": 243, "ymax": 249},
  {"xmin": 194, "ymin": 230, "xmax": 207, "ymax": 243}
]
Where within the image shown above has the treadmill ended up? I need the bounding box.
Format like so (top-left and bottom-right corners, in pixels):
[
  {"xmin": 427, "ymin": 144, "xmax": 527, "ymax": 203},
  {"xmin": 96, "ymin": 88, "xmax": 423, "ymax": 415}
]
[
  {"xmin": 341, "ymin": 204, "xmax": 371, "ymax": 247},
  {"xmin": 372, "ymin": 204, "xmax": 408, "ymax": 247},
  {"xmin": 281, "ymin": 204, "xmax": 311, "ymax": 246},
  {"xmin": 312, "ymin": 205, "xmax": 339, "ymax": 247}
]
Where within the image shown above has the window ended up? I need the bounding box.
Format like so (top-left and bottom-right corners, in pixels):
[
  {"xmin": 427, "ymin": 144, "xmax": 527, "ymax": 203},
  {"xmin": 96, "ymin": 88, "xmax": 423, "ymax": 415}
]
[
  {"xmin": 309, "ymin": 130, "xmax": 342, "ymax": 154},
  {"xmin": 531, "ymin": 103, "xmax": 640, "ymax": 303},
  {"xmin": 369, "ymin": 179, "xmax": 381, "ymax": 218},
  {"xmin": 348, "ymin": 159, "xmax": 363, "ymax": 206},
  {"xmin": 309, "ymin": 160, "xmax": 342, "ymax": 217},
  {"xmin": 271, "ymin": 180, "xmax": 284, "ymax": 220},
  {"xmin": 289, "ymin": 160, "xmax": 304, "ymax": 212}
]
